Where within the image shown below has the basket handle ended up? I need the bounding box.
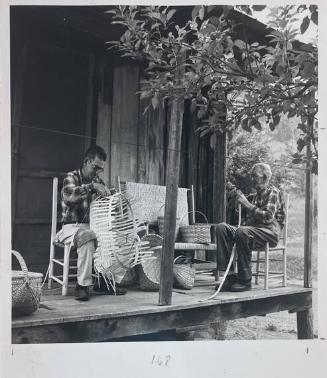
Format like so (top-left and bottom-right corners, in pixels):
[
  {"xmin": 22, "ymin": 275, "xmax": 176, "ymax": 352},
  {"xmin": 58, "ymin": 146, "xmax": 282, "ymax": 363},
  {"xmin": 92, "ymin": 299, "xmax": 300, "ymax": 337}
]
[
  {"xmin": 180, "ymin": 210, "xmax": 208, "ymax": 224},
  {"xmin": 174, "ymin": 255, "xmax": 192, "ymax": 266},
  {"xmin": 12, "ymin": 250, "xmax": 29, "ymax": 283}
]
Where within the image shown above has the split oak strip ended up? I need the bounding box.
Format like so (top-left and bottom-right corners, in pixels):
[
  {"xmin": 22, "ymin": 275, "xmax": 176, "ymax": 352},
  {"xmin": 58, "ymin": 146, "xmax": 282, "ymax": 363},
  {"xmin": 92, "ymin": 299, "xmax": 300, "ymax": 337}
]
[{"xmin": 12, "ymin": 286, "xmax": 312, "ymax": 343}]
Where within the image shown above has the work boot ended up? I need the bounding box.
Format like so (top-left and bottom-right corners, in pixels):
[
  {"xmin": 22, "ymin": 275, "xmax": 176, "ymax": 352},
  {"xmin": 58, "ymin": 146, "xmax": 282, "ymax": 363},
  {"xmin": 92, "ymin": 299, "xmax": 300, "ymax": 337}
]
[
  {"xmin": 93, "ymin": 278, "xmax": 127, "ymax": 295},
  {"xmin": 75, "ymin": 284, "xmax": 90, "ymax": 301},
  {"xmin": 230, "ymin": 280, "xmax": 252, "ymax": 292},
  {"xmin": 214, "ymin": 274, "xmax": 237, "ymax": 292}
]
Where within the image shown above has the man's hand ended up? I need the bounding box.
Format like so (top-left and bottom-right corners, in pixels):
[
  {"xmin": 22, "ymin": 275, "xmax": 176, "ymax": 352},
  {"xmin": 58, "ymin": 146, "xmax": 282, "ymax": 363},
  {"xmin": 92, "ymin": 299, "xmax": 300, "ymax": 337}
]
[
  {"xmin": 236, "ymin": 192, "xmax": 255, "ymax": 210},
  {"xmin": 92, "ymin": 183, "xmax": 111, "ymax": 197}
]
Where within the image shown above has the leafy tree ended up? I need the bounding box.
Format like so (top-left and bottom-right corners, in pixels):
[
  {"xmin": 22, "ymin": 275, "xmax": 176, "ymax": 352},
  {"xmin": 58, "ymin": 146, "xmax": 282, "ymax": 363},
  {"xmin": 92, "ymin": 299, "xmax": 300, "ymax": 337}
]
[{"xmin": 107, "ymin": 4, "xmax": 318, "ymax": 173}]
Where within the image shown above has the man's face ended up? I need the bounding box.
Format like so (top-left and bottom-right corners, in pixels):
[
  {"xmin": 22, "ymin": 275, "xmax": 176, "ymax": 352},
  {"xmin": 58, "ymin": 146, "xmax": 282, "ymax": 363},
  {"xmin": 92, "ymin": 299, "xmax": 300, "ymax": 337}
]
[
  {"xmin": 83, "ymin": 156, "xmax": 105, "ymax": 180},
  {"xmin": 251, "ymin": 169, "xmax": 267, "ymax": 191}
]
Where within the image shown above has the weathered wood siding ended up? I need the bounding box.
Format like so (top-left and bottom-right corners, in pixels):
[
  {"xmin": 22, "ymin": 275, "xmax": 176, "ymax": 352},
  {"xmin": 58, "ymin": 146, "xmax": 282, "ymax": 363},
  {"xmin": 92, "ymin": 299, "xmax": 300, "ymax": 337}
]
[
  {"xmin": 96, "ymin": 62, "xmax": 113, "ymax": 187},
  {"xmin": 138, "ymin": 99, "xmax": 166, "ymax": 185},
  {"xmin": 110, "ymin": 64, "xmax": 140, "ymax": 184}
]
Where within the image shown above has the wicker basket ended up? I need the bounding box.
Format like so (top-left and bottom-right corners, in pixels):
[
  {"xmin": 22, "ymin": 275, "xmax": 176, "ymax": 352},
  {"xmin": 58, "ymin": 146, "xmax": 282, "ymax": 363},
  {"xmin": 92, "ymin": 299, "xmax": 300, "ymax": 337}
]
[
  {"xmin": 119, "ymin": 267, "xmax": 138, "ymax": 287},
  {"xmin": 138, "ymin": 234, "xmax": 163, "ymax": 291},
  {"xmin": 173, "ymin": 256, "xmax": 195, "ymax": 290},
  {"xmin": 12, "ymin": 250, "xmax": 43, "ymax": 316},
  {"xmin": 179, "ymin": 211, "xmax": 211, "ymax": 244},
  {"xmin": 157, "ymin": 216, "xmax": 180, "ymax": 241}
]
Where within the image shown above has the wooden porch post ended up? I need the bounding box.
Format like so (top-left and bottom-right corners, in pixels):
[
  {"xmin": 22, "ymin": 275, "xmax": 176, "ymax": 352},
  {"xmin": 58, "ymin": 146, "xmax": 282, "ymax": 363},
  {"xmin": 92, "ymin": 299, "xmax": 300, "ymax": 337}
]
[
  {"xmin": 297, "ymin": 116, "xmax": 314, "ymax": 339},
  {"xmin": 159, "ymin": 97, "xmax": 184, "ymax": 306},
  {"xmin": 213, "ymin": 131, "xmax": 227, "ymax": 223}
]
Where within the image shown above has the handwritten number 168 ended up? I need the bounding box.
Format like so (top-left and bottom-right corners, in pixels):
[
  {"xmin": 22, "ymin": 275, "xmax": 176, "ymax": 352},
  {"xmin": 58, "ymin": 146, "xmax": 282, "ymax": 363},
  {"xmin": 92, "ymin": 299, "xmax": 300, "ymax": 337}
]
[{"xmin": 151, "ymin": 354, "xmax": 171, "ymax": 366}]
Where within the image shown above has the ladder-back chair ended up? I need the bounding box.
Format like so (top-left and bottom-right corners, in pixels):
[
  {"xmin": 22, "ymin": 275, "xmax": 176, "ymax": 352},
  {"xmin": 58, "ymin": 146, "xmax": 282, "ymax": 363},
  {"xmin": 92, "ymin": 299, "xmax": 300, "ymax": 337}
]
[
  {"xmin": 48, "ymin": 177, "xmax": 78, "ymax": 295},
  {"xmin": 251, "ymin": 194, "xmax": 289, "ymax": 289}
]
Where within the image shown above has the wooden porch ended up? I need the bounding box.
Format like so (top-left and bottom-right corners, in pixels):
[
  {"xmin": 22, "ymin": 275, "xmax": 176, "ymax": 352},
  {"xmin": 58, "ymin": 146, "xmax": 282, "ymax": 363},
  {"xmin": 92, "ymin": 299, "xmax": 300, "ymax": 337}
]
[{"xmin": 12, "ymin": 283, "xmax": 312, "ymax": 344}]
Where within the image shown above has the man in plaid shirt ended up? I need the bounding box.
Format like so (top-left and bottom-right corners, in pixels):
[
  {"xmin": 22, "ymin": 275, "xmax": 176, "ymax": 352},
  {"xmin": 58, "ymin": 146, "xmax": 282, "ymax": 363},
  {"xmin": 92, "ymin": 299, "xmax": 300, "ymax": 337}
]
[
  {"xmin": 215, "ymin": 163, "xmax": 285, "ymax": 292},
  {"xmin": 56, "ymin": 145, "xmax": 126, "ymax": 300}
]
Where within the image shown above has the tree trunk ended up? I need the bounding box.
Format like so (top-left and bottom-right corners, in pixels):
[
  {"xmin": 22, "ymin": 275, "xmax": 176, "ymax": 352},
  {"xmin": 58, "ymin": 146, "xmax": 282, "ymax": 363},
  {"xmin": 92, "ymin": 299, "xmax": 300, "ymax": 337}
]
[{"xmin": 159, "ymin": 97, "xmax": 184, "ymax": 306}]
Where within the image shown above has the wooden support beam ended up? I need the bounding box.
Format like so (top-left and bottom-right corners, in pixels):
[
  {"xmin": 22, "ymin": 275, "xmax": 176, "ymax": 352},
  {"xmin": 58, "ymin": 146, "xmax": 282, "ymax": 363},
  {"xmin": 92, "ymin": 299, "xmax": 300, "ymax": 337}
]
[
  {"xmin": 304, "ymin": 117, "xmax": 314, "ymax": 289},
  {"xmin": 213, "ymin": 131, "xmax": 227, "ymax": 223},
  {"xmin": 297, "ymin": 308, "xmax": 314, "ymax": 339},
  {"xmin": 159, "ymin": 97, "xmax": 184, "ymax": 306},
  {"xmin": 299, "ymin": 117, "xmax": 314, "ymax": 340}
]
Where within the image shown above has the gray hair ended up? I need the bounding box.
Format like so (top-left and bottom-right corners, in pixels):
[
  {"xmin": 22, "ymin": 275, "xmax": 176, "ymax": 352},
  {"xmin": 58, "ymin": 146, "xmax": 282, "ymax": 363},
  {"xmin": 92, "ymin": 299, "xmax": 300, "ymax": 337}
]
[{"xmin": 251, "ymin": 163, "xmax": 272, "ymax": 182}]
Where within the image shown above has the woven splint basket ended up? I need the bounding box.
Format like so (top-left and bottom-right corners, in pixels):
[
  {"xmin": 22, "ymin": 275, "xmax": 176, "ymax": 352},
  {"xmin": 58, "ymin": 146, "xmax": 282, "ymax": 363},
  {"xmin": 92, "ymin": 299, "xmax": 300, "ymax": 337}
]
[
  {"xmin": 138, "ymin": 234, "xmax": 163, "ymax": 291},
  {"xmin": 12, "ymin": 250, "xmax": 43, "ymax": 316},
  {"xmin": 173, "ymin": 256, "xmax": 195, "ymax": 290},
  {"xmin": 179, "ymin": 211, "xmax": 211, "ymax": 244}
]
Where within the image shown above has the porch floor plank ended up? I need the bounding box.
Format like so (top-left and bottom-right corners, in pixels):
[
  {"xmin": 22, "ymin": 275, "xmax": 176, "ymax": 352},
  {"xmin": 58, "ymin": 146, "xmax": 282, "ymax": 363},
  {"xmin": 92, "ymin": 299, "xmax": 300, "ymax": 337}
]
[{"xmin": 12, "ymin": 284, "xmax": 312, "ymax": 343}]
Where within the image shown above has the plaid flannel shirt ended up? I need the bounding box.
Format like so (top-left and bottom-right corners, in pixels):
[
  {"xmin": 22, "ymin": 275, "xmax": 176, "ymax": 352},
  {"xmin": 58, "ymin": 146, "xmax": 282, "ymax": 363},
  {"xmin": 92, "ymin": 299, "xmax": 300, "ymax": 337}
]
[
  {"xmin": 245, "ymin": 184, "xmax": 285, "ymax": 231},
  {"xmin": 61, "ymin": 169, "xmax": 105, "ymax": 224}
]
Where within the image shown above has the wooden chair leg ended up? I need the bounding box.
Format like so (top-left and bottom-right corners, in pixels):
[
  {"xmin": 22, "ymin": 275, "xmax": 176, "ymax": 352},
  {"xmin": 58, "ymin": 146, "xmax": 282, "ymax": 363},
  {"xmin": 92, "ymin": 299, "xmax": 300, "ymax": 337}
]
[
  {"xmin": 232, "ymin": 245, "xmax": 237, "ymax": 274},
  {"xmin": 255, "ymin": 250, "xmax": 260, "ymax": 285},
  {"xmin": 48, "ymin": 243, "xmax": 55, "ymax": 289},
  {"xmin": 264, "ymin": 243, "xmax": 269, "ymax": 290},
  {"xmin": 62, "ymin": 243, "xmax": 71, "ymax": 296},
  {"xmin": 282, "ymin": 247, "xmax": 287, "ymax": 287}
]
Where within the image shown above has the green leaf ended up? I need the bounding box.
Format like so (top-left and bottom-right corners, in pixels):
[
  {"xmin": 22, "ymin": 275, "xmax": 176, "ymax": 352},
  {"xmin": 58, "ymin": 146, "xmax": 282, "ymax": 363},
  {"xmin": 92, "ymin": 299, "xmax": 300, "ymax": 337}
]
[
  {"xmin": 210, "ymin": 133, "xmax": 216, "ymax": 148},
  {"xmin": 198, "ymin": 108, "xmax": 206, "ymax": 119},
  {"xmin": 269, "ymin": 122, "xmax": 276, "ymax": 131},
  {"xmin": 200, "ymin": 128, "xmax": 210, "ymax": 137},
  {"xmin": 253, "ymin": 119, "xmax": 262, "ymax": 131},
  {"xmin": 276, "ymin": 63, "xmax": 285, "ymax": 76},
  {"xmin": 252, "ymin": 5, "xmax": 266, "ymax": 11},
  {"xmin": 199, "ymin": 6, "xmax": 205, "ymax": 21},
  {"xmin": 151, "ymin": 22, "xmax": 161, "ymax": 30},
  {"xmin": 300, "ymin": 16, "xmax": 310, "ymax": 34},
  {"xmin": 302, "ymin": 91, "xmax": 315, "ymax": 106},
  {"xmin": 311, "ymin": 159, "xmax": 318, "ymax": 174},
  {"xmin": 239, "ymin": 5, "xmax": 252, "ymax": 16},
  {"xmin": 241, "ymin": 118, "xmax": 251, "ymax": 132},
  {"xmin": 297, "ymin": 123, "xmax": 307, "ymax": 132},
  {"xmin": 167, "ymin": 9, "xmax": 176, "ymax": 21},
  {"xmin": 234, "ymin": 39, "xmax": 247, "ymax": 49},
  {"xmin": 192, "ymin": 5, "xmax": 201, "ymax": 20},
  {"xmin": 190, "ymin": 99, "xmax": 197, "ymax": 113},
  {"xmin": 288, "ymin": 107, "xmax": 297, "ymax": 118},
  {"xmin": 273, "ymin": 114, "xmax": 280, "ymax": 126},
  {"xmin": 311, "ymin": 11, "xmax": 318, "ymax": 25},
  {"xmin": 309, "ymin": 5, "xmax": 318, "ymax": 13},
  {"xmin": 302, "ymin": 61, "xmax": 315, "ymax": 79},
  {"xmin": 297, "ymin": 138, "xmax": 306, "ymax": 152},
  {"xmin": 152, "ymin": 95, "xmax": 159, "ymax": 110}
]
